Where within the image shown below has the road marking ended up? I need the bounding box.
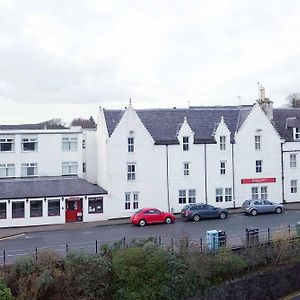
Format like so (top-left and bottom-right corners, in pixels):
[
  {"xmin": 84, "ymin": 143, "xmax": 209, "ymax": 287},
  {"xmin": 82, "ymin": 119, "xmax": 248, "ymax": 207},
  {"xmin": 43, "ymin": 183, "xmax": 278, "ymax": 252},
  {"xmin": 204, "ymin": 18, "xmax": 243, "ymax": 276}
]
[{"xmin": 0, "ymin": 234, "xmax": 25, "ymax": 241}]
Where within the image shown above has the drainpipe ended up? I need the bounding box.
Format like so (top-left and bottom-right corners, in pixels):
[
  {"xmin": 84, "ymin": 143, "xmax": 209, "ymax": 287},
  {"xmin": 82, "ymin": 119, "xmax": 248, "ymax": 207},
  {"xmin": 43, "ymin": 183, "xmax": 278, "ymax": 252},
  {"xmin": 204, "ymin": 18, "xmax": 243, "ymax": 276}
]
[
  {"xmin": 204, "ymin": 144, "xmax": 208, "ymax": 204},
  {"xmin": 166, "ymin": 145, "xmax": 171, "ymax": 212},
  {"xmin": 281, "ymin": 142, "xmax": 285, "ymax": 203},
  {"xmin": 231, "ymin": 143, "xmax": 236, "ymax": 208}
]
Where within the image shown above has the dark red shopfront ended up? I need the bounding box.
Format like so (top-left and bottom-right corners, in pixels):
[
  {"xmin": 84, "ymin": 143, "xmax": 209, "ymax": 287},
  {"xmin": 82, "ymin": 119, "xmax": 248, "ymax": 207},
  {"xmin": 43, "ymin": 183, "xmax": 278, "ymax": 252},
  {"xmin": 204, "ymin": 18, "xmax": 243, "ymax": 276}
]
[{"xmin": 65, "ymin": 197, "xmax": 83, "ymax": 222}]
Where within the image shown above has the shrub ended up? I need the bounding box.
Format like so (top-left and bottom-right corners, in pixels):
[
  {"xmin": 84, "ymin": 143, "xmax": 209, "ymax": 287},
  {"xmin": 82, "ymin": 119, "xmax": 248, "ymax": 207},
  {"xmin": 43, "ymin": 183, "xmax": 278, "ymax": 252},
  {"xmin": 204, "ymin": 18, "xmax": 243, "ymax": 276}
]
[{"xmin": 0, "ymin": 278, "xmax": 12, "ymax": 300}]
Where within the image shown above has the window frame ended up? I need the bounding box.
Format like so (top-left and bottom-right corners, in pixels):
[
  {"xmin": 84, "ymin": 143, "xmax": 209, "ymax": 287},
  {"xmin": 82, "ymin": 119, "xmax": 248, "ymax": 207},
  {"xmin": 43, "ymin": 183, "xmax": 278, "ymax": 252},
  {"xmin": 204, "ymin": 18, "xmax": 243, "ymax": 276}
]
[
  {"xmin": 188, "ymin": 189, "xmax": 196, "ymax": 203},
  {"xmin": 125, "ymin": 192, "xmax": 131, "ymax": 210},
  {"xmin": 0, "ymin": 163, "xmax": 15, "ymax": 178},
  {"xmin": 21, "ymin": 163, "xmax": 38, "ymax": 177},
  {"xmin": 291, "ymin": 179, "xmax": 298, "ymax": 194},
  {"xmin": 225, "ymin": 188, "xmax": 232, "ymax": 202},
  {"xmin": 12, "ymin": 201, "xmax": 25, "ymax": 219},
  {"xmin": 127, "ymin": 163, "xmax": 136, "ymax": 181},
  {"xmin": 290, "ymin": 154, "xmax": 297, "ymax": 168},
  {"xmin": 128, "ymin": 137, "xmax": 134, "ymax": 153},
  {"xmin": 182, "ymin": 136, "xmax": 189, "ymax": 151},
  {"xmin": 21, "ymin": 137, "xmax": 38, "ymax": 152},
  {"xmin": 178, "ymin": 189, "xmax": 187, "ymax": 204},
  {"xmin": 220, "ymin": 161, "xmax": 226, "ymax": 175},
  {"xmin": 0, "ymin": 138, "xmax": 15, "ymax": 152},
  {"xmin": 62, "ymin": 161, "xmax": 78, "ymax": 175},
  {"xmin": 48, "ymin": 199, "xmax": 60, "ymax": 216},
  {"xmin": 255, "ymin": 160, "xmax": 262, "ymax": 173},
  {"xmin": 251, "ymin": 187, "xmax": 259, "ymax": 200},
  {"xmin": 216, "ymin": 188, "xmax": 223, "ymax": 202},
  {"xmin": 294, "ymin": 128, "xmax": 300, "ymax": 140},
  {"xmin": 255, "ymin": 135, "xmax": 261, "ymax": 150},
  {"xmin": 261, "ymin": 186, "xmax": 268, "ymax": 199},
  {"xmin": 220, "ymin": 136, "xmax": 226, "ymax": 150},
  {"xmin": 62, "ymin": 136, "xmax": 78, "ymax": 151},
  {"xmin": 183, "ymin": 162, "xmax": 190, "ymax": 176},
  {"xmin": 88, "ymin": 197, "xmax": 103, "ymax": 214},
  {"xmin": 30, "ymin": 200, "xmax": 43, "ymax": 218},
  {"xmin": 0, "ymin": 202, "xmax": 7, "ymax": 219}
]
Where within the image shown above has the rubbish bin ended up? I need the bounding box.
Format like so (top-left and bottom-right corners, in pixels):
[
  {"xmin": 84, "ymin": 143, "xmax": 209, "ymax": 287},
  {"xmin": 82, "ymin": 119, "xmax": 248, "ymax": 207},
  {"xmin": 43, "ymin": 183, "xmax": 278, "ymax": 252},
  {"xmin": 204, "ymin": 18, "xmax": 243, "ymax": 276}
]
[
  {"xmin": 218, "ymin": 230, "xmax": 226, "ymax": 247},
  {"xmin": 246, "ymin": 228, "xmax": 259, "ymax": 245},
  {"xmin": 296, "ymin": 222, "xmax": 300, "ymax": 236},
  {"xmin": 77, "ymin": 212, "xmax": 83, "ymax": 222},
  {"xmin": 206, "ymin": 230, "xmax": 219, "ymax": 251}
]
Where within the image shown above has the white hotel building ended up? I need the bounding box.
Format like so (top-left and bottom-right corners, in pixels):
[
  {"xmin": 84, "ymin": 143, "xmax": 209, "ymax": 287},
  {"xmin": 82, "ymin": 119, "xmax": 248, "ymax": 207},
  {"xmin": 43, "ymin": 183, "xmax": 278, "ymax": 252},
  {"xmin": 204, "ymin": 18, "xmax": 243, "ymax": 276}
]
[{"xmin": 1, "ymin": 89, "xmax": 300, "ymax": 227}]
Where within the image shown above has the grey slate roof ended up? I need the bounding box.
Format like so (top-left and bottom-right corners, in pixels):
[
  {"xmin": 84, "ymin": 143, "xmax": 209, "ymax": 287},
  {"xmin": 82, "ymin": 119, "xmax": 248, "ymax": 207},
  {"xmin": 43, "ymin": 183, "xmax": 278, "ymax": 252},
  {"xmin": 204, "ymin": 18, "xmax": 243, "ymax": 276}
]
[
  {"xmin": 0, "ymin": 176, "xmax": 107, "ymax": 200},
  {"xmin": 273, "ymin": 108, "xmax": 300, "ymax": 141},
  {"xmin": 0, "ymin": 121, "xmax": 67, "ymax": 131},
  {"xmin": 104, "ymin": 106, "xmax": 253, "ymax": 144}
]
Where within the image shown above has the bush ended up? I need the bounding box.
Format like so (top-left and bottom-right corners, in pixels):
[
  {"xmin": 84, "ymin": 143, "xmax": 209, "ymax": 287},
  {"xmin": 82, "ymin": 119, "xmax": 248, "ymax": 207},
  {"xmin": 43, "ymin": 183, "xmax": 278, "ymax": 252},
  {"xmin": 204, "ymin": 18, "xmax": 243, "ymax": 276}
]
[
  {"xmin": 0, "ymin": 278, "xmax": 12, "ymax": 300},
  {"xmin": 65, "ymin": 251, "xmax": 112, "ymax": 300}
]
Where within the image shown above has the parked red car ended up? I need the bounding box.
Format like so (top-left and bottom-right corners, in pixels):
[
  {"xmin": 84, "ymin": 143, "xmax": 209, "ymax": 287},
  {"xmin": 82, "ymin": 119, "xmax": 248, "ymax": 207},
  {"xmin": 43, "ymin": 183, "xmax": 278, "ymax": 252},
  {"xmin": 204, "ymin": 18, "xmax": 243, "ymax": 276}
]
[{"xmin": 130, "ymin": 208, "xmax": 175, "ymax": 227}]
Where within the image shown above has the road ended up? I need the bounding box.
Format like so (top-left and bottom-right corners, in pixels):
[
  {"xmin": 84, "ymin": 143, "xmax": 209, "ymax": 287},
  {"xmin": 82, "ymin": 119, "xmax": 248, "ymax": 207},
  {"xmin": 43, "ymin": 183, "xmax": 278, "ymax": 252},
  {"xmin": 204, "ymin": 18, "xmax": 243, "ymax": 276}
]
[{"xmin": 1, "ymin": 210, "xmax": 300, "ymax": 263}]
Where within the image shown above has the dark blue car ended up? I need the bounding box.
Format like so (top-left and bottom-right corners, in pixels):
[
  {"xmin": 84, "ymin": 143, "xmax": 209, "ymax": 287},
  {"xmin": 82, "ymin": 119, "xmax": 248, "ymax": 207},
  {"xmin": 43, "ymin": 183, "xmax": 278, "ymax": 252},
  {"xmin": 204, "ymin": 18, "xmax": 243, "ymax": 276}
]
[{"xmin": 181, "ymin": 203, "xmax": 229, "ymax": 222}]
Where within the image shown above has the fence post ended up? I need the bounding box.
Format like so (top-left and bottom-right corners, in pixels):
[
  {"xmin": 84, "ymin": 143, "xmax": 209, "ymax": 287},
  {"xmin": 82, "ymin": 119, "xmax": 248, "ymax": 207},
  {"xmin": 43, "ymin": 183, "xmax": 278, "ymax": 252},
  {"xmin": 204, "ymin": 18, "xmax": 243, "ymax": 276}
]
[
  {"xmin": 171, "ymin": 238, "xmax": 174, "ymax": 254},
  {"xmin": 66, "ymin": 243, "xmax": 69, "ymax": 254},
  {"xmin": 288, "ymin": 224, "xmax": 291, "ymax": 238},
  {"xmin": 200, "ymin": 238, "xmax": 203, "ymax": 252},
  {"xmin": 159, "ymin": 236, "xmax": 161, "ymax": 246},
  {"xmin": 122, "ymin": 237, "xmax": 126, "ymax": 250},
  {"xmin": 3, "ymin": 250, "xmax": 5, "ymax": 267},
  {"xmin": 96, "ymin": 240, "xmax": 98, "ymax": 254},
  {"xmin": 35, "ymin": 247, "xmax": 38, "ymax": 262},
  {"xmin": 268, "ymin": 228, "xmax": 271, "ymax": 243}
]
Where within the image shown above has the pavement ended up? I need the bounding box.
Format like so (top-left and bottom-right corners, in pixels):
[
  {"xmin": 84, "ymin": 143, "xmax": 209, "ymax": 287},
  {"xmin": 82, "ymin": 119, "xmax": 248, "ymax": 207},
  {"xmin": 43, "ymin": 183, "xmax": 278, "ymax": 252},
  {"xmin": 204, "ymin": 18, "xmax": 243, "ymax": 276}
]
[{"xmin": 0, "ymin": 202, "xmax": 300, "ymax": 240}]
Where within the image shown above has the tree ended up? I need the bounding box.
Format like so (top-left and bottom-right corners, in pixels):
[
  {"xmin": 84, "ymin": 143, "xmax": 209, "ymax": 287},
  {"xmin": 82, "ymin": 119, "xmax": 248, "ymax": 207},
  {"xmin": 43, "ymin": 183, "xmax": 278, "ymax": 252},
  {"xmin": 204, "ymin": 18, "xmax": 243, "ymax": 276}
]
[
  {"xmin": 287, "ymin": 93, "xmax": 300, "ymax": 108},
  {"xmin": 70, "ymin": 116, "xmax": 96, "ymax": 128}
]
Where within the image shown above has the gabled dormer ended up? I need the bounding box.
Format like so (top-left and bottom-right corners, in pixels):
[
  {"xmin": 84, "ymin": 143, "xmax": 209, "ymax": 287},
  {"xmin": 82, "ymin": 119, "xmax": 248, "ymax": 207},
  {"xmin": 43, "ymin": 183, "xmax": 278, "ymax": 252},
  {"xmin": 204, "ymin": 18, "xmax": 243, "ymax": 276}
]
[
  {"xmin": 177, "ymin": 117, "xmax": 194, "ymax": 151},
  {"xmin": 213, "ymin": 116, "xmax": 231, "ymax": 151}
]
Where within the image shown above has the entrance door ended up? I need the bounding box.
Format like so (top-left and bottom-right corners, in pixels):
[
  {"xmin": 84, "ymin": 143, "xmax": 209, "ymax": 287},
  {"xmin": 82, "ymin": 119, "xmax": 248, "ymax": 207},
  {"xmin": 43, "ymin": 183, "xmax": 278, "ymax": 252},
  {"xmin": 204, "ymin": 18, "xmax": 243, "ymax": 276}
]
[{"xmin": 65, "ymin": 198, "xmax": 83, "ymax": 222}]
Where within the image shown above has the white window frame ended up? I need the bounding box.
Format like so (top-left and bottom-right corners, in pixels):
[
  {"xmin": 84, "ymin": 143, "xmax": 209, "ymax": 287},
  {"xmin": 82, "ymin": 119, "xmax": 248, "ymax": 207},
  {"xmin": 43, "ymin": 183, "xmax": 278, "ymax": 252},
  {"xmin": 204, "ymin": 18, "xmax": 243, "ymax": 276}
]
[
  {"xmin": 127, "ymin": 163, "xmax": 136, "ymax": 181},
  {"xmin": 291, "ymin": 180, "xmax": 298, "ymax": 194},
  {"xmin": 255, "ymin": 135, "xmax": 261, "ymax": 150},
  {"xmin": 21, "ymin": 137, "xmax": 38, "ymax": 152},
  {"xmin": 256, "ymin": 160, "xmax": 262, "ymax": 173},
  {"xmin": 182, "ymin": 136, "xmax": 189, "ymax": 151},
  {"xmin": 0, "ymin": 163, "xmax": 15, "ymax": 178},
  {"xmin": 178, "ymin": 190, "xmax": 187, "ymax": 204},
  {"xmin": 225, "ymin": 188, "xmax": 232, "ymax": 202},
  {"xmin": 133, "ymin": 192, "xmax": 139, "ymax": 209},
  {"xmin": 251, "ymin": 187, "xmax": 259, "ymax": 200},
  {"xmin": 220, "ymin": 136, "xmax": 226, "ymax": 150},
  {"xmin": 220, "ymin": 161, "xmax": 226, "ymax": 175},
  {"xmin": 21, "ymin": 163, "xmax": 38, "ymax": 177},
  {"xmin": 290, "ymin": 154, "xmax": 297, "ymax": 168},
  {"xmin": 261, "ymin": 186, "xmax": 268, "ymax": 199},
  {"xmin": 216, "ymin": 188, "xmax": 223, "ymax": 202},
  {"xmin": 128, "ymin": 137, "xmax": 134, "ymax": 153},
  {"xmin": 294, "ymin": 128, "xmax": 300, "ymax": 140},
  {"xmin": 0, "ymin": 138, "xmax": 15, "ymax": 152},
  {"xmin": 62, "ymin": 136, "xmax": 78, "ymax": 151},
  {"xmin": 183, "ymin": 162, "xmax": 190, "ymax": 176},
  {"xmin": 188, "ymin": 189, "xmax": 196, "ymax": 203},
  {"xmin": 125, "ymin": 192, "xmax": 131, "ymax": 210},
  {"xmin": 62, "ymin": 161, "xmax": 78, "ymax": 175}
]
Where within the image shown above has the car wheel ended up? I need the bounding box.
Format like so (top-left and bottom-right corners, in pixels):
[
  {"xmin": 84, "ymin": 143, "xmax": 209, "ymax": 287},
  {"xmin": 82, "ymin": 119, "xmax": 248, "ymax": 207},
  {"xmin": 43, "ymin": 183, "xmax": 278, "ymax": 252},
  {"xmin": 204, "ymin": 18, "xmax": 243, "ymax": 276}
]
[
  {"xmin": 165, "ymin": 217, "xmax": 172, "ymax": 224},
  {"xmin": 219, "ymin": 212, "xmax": 227, "ymax": 219},
  {"xmin": 193, "ymin": 214, "xmax": 200, "ymax": 222},
  {"xmin": 251, "ymin": 209, "xmax": 258, "ymax": 216},
  {"xmin": 139, "ymin": 219, "xmax": 146, "ymax": 227},
  {"xmin": 275, "ymin": 207, "xmax": 282, "ymax": 214}
]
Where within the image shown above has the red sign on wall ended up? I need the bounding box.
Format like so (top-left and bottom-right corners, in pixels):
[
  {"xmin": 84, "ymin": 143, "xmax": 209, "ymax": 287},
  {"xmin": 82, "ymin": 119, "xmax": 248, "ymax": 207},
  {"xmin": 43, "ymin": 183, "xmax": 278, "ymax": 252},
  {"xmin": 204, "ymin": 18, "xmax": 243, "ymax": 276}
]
[{"xmin": 241, "ymin": 178, "xmax": 276, "ymax": 184}]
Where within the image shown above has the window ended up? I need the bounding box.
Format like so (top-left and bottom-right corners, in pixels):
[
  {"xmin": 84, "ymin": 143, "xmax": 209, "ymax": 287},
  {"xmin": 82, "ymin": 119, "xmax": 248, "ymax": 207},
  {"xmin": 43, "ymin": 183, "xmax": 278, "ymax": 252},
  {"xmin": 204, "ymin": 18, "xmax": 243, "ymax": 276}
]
[
  {"xmin": 188, "ymin": 189, "xmax": 196, "ymax": 203},
  {"xmin": 0, "ymin": 138, "xmax": 15, "ymax": 152},
  {"xmin": 12, "ymin": 201, "xmax": 25, "ymax": 218},
  {"xmin": 220, "ymin": 161, "xmax": 226, "ymax": 175},
  {"xmin": 88, "ymin": 197, "xmax": 103, "ymax": 214},
  {"xmin": 0, "ymin": 202, "xmax": 6, "ymax": 219},
  {"xmin": 183, "ymin": 162, "xmax": 190, "ymax": 176},
  {"xmin": 128, "ymin": 137, "xmax": 134, "ymax": 153},
  {"xmin": 225, "ymin": 188, "xmax": 232, "ymax": 201},
  {"xmin": 21, "ymin": 163, "xmax": 38, "ymax": 177},
  {"xmin": 30, "ymin": 200, "xmax": 43, "ymax": 217},
  {"xmin": 183, "ymin": 136, "xmax": 189, "ymax": 151},
  {"xmin": 261, "ymin": 186, "xmax": 268, "ymax": 199},
  {"xmin": 62, "ymin": 136, "xmax": 78, "ymax": 151},
  {"xmin": 125, "ymin": 193, "xmax": 131, "ymax": 210},
  {"xmin": 83, "ymin": 162, "xmax": 86, "ymax": 173},
  {"xmin": 251, "ymin": 187, "xmax": 259, "ymax": 200},
  {"xmin": 256, "ymin": 160, "xmax": 262, "ymax": 173},
  {"xmin": 21, "ymin": 138, "xmax": 38, "ymax": 151},
  {"xmin": 220, "ymin": 136, "xmax": 226, "ymax": 150},
  {"xmin": 0, "ymin": 163, "xmax": 15, "ymax": 178},
  {"xmin": 48, "ymin": 199, "xmax": 60, "ymax": 216},
  {"xmin": 216, "ymin": 188, "xmax": 223, "ymax": 202},
  {"xmin": 127, "ymin": 163, "xmax": 136, "ymax": 181},
  {"xmin": 291, "ymin": 180, "xmax": 298, "ymax": 194},
  {"xmin": 133, "ymin": 192, "xmax": 139, "ymax": 209},
  {"xmin": 290, "ymin": 154, "xmax": 297, "ymax": 168},
  {"xmin": 294, "ymin": 128, "xmax": 300, "ymax": 140},
  {"xmin": 82, "ymin": 139, "xmax": 86, "ymax": 149},
  {"xmin": 62, "ymin": 161, "xmax": 78, "ymax": 175},
  {"xmin": 178, "ymin": 190, "xmax": 187, "ymax": 204},
  {"xmin": 255, "ymin": 135, "xmax": 261, "ymax": 150}
]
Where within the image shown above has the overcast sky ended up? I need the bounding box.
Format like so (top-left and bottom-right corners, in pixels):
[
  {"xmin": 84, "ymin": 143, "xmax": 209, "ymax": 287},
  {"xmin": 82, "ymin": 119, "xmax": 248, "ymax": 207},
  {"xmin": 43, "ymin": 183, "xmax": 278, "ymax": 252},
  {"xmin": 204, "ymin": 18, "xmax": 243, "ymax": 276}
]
[{"xmin": 0, "ymin": 0, "xmax": 300, "ymax": 125}]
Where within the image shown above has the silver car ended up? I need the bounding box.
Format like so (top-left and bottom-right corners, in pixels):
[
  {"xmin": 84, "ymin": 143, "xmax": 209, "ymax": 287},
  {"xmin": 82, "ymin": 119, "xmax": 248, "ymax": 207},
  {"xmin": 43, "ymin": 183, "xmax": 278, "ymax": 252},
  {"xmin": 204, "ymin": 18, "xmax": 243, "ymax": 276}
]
[{"xmin": 242, "ymin": 200, "xmax": 283, "ymax": 216}]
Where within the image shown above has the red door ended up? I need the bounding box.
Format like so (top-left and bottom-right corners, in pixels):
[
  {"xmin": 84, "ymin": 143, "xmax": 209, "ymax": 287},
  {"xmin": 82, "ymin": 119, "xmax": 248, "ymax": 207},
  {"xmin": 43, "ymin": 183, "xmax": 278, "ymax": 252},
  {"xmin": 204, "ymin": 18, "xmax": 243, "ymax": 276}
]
[{"xmin": 66, "ymin": 198, "xmax": 83, "ymax": 222}]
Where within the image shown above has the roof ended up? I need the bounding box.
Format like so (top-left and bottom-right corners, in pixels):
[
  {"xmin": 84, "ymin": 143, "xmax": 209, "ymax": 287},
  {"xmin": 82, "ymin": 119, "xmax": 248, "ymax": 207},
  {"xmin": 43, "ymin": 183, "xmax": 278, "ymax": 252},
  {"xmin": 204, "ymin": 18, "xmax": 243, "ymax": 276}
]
[
  {"xmin": 273, "ymin": 108, "xmax": 300, "ymax": 141},
  {"xmin": 103, "ymin": 106, "xmax": 253, "ymax": 144},
  {"xmin": 0, "ymin": 176, "xmax": 107, "ymax": 200},
  {"xmin": 0, "ymin": 121, "xmax": 67, "ymax": 131}
]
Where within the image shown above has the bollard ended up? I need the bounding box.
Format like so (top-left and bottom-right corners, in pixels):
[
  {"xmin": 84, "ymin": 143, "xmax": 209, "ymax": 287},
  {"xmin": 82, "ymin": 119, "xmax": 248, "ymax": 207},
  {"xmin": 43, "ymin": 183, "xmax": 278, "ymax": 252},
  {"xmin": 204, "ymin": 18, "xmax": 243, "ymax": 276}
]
[
  {"xmin": 3, "ymin": 250, "xmax": 5, "ymax": 267},
  {"xmin": 267, "ymin": 228, "xmax": 271, "ymax": 243},
  {"xmin": 96, "ymin": 240, "xmax": 98, "ymax": 254},
  {"xmin": 35, "ymin": 247, "xmax": 38, "ymax": 262},
  {"xmin": 200, "ymin": 238, "xmax": 203, "ymax": 252},
  {"xmin": 66, "ymin": 243, "xmax": 69, "ymax": 253}
]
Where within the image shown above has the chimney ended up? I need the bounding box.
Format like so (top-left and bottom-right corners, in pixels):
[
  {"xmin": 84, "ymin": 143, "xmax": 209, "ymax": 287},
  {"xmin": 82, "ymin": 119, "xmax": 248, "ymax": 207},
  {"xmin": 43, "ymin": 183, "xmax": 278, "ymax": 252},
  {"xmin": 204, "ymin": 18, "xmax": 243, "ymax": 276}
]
[{"xmin": 258, "ymin": 86, "xmax": 273, "ymax": 120}]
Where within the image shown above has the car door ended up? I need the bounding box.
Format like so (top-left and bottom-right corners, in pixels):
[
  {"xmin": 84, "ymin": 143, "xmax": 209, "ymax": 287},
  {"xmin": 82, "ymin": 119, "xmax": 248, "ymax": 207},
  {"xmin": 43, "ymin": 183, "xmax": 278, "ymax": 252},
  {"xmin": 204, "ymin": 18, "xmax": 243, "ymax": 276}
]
[
  {"xmin": 201, "ymin": 205, "xmax": 215, "ymax": 219},
  {"xmin": 253, "ymin": 200, "xmax": 263, "ymax": 213},
  {"xmin": 146, "ymin": 209, "xmax": 163, "ymax": 223},
  {"xmin": 263, "ymin": 200, "xmax": 274, "ymax": 213}
]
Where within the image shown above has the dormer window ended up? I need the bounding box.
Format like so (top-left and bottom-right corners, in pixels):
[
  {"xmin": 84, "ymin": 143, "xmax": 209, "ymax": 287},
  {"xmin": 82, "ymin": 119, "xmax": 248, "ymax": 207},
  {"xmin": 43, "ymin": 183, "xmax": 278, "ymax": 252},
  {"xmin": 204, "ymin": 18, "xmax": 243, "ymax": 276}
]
[
  {"xmin": 220, "ymin": 136, "xmax": 226, "ymax": 150},
  {"xmin": 128, "ymin": 137, "xmax": 134, "ymax": 153},
  {"xmin": 294, "ymin": 128, "xmax": 300, "ymax": 140},
  {"xmin": 183, "ymin": 136, "xmax": 189, "ymax": 151}
]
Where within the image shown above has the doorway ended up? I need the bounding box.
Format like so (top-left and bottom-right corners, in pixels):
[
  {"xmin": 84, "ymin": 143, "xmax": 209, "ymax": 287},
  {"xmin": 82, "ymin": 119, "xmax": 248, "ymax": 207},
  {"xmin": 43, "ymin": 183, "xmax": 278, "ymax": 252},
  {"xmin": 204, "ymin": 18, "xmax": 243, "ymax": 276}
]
[{"xmin": 65, "ymin": 197, "xmax": 83, "ymax": 222}]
